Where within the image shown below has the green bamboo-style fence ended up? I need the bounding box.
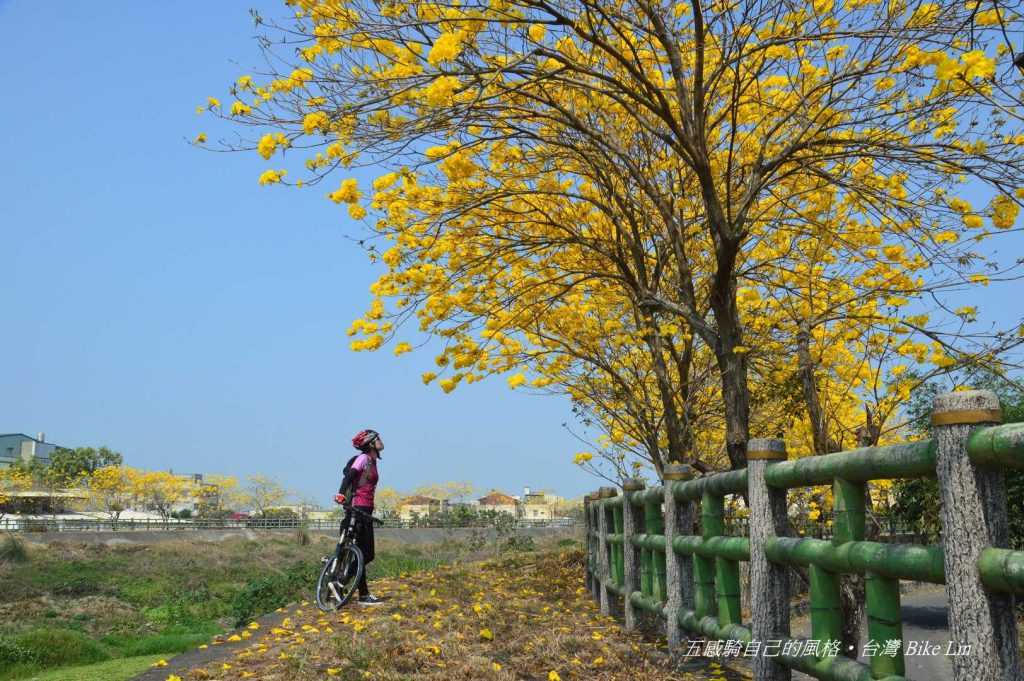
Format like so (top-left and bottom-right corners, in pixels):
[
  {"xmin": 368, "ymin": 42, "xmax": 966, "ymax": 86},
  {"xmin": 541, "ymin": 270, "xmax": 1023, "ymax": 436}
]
[{"xmin": 583, "ymin": 390, "xmax": 1024, "ymax": 681}]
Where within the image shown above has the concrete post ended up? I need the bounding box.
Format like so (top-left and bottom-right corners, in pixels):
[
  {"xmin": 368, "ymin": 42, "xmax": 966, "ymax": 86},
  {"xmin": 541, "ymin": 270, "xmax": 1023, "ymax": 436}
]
[
  {"xmin": 583, "ymin": 493, "xmax": 593, "ymax": 594},
  {"xmin": 662, "ymin": 463, "xmax": 695, "ymax": 648},
  {"xmin": 597, "ymin": 486, "xmax": 617, "ymax": 615},
  {"xmin": 747, "ymin": 438, "xmax": 791, "ymax": 681},
  {"xmin": 933, "ymin": 390, "xmax": 1021, "ymax": 681},
  {"xmin": 622, "ymin": 478, "xmax": 645, "ymax": 631},
  {"xmin": 589, "ymin": 491, "xmax": 601, "ymax": 602}
]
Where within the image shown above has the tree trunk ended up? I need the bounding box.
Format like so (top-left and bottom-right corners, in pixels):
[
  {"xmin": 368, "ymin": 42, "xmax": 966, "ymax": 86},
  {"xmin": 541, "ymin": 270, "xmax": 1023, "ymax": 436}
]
[
  {"xmin": 642, "ymin": 314, "xmax": 684, "ymax": 476},
  {"xmin": 710, "ymin": 294, "xmax": 750, "ymax": 471}
]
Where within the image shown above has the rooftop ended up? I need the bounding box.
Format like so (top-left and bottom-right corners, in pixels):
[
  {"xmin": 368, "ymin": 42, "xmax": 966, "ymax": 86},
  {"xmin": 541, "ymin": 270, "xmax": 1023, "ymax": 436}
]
[
  {"xmin": 401, "ymin": 495, "xmax": 439, "ymax": 505},
  {"xmin": 478, "ymin": 491, "xmax": 517, "ymax": 506}
]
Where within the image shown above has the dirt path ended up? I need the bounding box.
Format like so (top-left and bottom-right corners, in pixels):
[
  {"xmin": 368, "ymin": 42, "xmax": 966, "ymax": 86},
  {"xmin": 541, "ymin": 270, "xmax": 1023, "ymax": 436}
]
[
  {"xmin": 131, "ymin": 551, "xmax": 747, "ymax": 681},
  {"xmin": 131, "ymin": 606, "xmax": 295, "ymax": 681}
]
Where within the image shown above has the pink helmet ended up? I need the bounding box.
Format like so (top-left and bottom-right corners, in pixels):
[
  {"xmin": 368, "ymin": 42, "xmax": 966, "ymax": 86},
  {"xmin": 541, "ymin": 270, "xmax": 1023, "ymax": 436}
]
[{"xmin": 351, "ymin": 429, "xmax": 380, "ymax": 452}]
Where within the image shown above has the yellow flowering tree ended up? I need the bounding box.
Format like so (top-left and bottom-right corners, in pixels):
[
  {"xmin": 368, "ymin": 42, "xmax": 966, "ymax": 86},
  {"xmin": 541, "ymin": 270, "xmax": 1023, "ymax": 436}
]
[
  {"xmin": 134, "ymin": 471, "xmax": 195, "ymax": 523},
  {"xmin": 204, "ymin": 0, "xmax": 1024, "ymax": 480},
  {"xmin": 0, "ymin": 467, "xmax": 32, "ymax": 522},
  {"xmin": 86, "ymin": 465, "xmax": 141, "ymax": 529}
]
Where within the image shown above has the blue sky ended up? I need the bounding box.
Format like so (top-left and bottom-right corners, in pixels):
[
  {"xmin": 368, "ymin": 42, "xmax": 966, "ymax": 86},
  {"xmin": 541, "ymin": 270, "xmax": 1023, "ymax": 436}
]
[
  {"xmin": 2, "ymin": 2, "xmax": 1021, "ymax": 506},
  {"xmin": 0, "ymin": 1, "xmax": 593, "ymax": 504}
]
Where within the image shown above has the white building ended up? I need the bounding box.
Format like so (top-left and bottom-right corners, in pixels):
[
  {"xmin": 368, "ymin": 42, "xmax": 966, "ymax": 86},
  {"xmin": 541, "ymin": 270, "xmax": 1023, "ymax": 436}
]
[{"xmin": 0, "ymin": 432, "xmax": 64, "ymax": 469}]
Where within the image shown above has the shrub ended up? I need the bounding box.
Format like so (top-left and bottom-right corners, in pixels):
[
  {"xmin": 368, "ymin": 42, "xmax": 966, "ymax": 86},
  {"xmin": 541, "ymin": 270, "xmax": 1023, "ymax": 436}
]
[
  {"xmin": 0, "ymin": 534, "xmax": 29, "ymax": 563},
  {"xmin": 13, "ymin": 628, "xmax": 112, "ymax": 668},
  {"xmin": 504, "ymin": 535, "xmax": 536, "ymax": 553},
  {"xmin": 230, "ymin": 560, "xmax": 318, "ymax": 626},
  {"xmin": 0, "ymin": 637, "xmax": 39, "ymax": 666}
]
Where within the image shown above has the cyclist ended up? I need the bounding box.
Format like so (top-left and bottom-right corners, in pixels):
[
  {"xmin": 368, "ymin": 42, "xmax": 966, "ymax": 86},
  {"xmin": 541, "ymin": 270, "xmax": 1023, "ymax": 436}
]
[{"xmin": 333, "ymin": 428, "xmax": 383, "ymax": 605}]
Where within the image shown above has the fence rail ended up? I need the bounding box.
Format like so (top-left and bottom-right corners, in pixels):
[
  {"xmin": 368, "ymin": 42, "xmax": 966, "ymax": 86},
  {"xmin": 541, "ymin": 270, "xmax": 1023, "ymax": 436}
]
[
  {"xmin": 1, "ymin": 516, "xmax": 577, "ymax": 532},
  {"xmin": 584, "ymin": 390, "xmax": 1024, "ymax": 681}
]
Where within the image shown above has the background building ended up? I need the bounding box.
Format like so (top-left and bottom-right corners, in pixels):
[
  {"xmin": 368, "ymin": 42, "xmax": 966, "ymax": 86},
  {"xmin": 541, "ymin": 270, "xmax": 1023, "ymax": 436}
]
[
  {"xmin": 520, "ymin": 486, "xmax": 556, "ymax": 520},
  {"xmin": 477, "ymin": 490, "xmax": 518, "ymax": 516},
  {"xmin": 398, "ymin": 494, "xmax": 445, "ymax": 520},
  {"xmin": 0, "ymin": 432, "xmax": 63, "ymax": 469}
]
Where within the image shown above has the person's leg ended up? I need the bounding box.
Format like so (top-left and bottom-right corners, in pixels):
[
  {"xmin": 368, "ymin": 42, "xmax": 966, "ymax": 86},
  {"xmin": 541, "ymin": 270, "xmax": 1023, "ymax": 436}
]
[{"xmin": 355, "ymin": 510, "xmax": 372, "ymax": 597}]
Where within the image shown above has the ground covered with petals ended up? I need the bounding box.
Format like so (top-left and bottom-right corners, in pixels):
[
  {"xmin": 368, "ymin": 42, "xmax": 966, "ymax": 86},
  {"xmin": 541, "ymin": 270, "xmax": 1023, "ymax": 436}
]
[{"xmin": 154, "ymin": 550, "xmax": 747, "ymax": 681}]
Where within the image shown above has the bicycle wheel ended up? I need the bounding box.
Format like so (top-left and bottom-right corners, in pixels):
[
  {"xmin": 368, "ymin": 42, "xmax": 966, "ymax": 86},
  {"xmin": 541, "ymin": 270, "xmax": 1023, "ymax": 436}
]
[{"xmin": 315, "ymin": 544, "xmax": 363, "ymax": 612}]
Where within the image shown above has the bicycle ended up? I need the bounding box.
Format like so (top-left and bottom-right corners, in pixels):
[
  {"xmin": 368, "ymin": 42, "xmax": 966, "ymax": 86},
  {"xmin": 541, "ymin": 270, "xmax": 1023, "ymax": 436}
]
[{"xmin": 315, "ymin": 506, "xmax": 382, "ymax": 612}]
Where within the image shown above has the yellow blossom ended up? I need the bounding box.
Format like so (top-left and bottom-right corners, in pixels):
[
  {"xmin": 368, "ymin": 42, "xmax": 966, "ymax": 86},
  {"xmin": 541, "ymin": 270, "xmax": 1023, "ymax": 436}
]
[{"xmin": 258, "ymin": 169, "xmax": 286, "ymax": 185}]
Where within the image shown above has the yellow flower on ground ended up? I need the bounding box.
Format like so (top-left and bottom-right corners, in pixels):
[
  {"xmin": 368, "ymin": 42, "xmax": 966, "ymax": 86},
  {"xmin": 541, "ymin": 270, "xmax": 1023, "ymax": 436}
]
[
  {"xmin": 167, "ymin": 676, "xmax": 182, "ymax": 681},
  {"xmin": 480, "ymin": 627, "xmax": 493, "ymax": 640},
  {"xmin": 248, "ymin": 622, "xmax": 260, "ymax": 630},
  {"xmin": 152, "ymin": 659, "xmax": 168, "ymax": 667},
  {"xmin": 548, "ymin": 672, "xmax": 561, "ymax": 681},
  {"xmin": 492, "ymin": 662, "xmax": 502, "ymax": 671}
]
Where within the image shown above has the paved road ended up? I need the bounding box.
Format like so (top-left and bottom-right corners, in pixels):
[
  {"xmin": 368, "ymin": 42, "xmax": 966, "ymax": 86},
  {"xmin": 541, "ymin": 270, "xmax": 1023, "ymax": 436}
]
[{"xmin": 790, "ymin": 585, "xmax": 954, "ymax": 681}]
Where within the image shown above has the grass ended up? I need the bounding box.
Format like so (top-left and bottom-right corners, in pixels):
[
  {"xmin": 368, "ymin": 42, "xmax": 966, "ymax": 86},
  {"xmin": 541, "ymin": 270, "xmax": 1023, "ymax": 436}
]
[
  {"xmin": 11, "ymin": 654, "xmax": 165, "ymax": 681},
  {"xmin": 0, "ymin": 530, "xmax": 566, "ymax": 680}
]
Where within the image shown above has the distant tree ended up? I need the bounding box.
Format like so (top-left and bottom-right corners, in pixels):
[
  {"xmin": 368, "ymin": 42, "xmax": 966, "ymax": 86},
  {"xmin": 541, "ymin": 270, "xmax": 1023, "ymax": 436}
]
[
  {"xmin": 892, "ymin": 370, "xmax": 1024, "ymax": 548},
  {"xmin": 0, "ymin": 468, "xmax": 32, "ymax": 521},
  {"xmin": 135, "ymin": 471, "xmax": 194, "ymax": 523},
  {"xmin": 238, "ymin": 474, "xmax": 290, "ymax": 517},
  {"xmin": 412, "ymin": 481, "xmax": 475, "ymax": 503},
  {"xmin": 195, "ymin": 474, "xmax": 240, "ymax": 517},
  {"xmin": 374, "ymin": 487, "xmax": 401, "ymax": 518},
  {"xmin": 48, "ymin": 447, "xmax": 123, "ymax": 487},
  {"xmin": 86, "ymin": 465, "xmax": 140, "ymax": 529}
]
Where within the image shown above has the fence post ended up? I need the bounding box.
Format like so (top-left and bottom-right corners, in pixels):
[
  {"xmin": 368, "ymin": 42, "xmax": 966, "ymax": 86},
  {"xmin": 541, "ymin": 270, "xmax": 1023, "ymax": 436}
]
[
  {"xmin": 584, "ymin": 493, "xmax": 593, "ymax": 594},
  {"xmin": 622, "ymin": 478, "xmax": 644, "ymax": 631},
  {"xmin": 933, "ymin": 390, "xmax": 1022, "ymax": 681},
  {"xmin": 597, "ymin": 486, "xmax": 617, "ymax": 615},
  {"xmin": 590, "ymin": 490, "xmax": 602, "ymax": 603},
  {"xmin": 747, "ymin": 438, "xmax": 790, "ymax": 681},
  {"xmin": 662, "ymin": 463, "xmax": 695, "ymax": 649}
]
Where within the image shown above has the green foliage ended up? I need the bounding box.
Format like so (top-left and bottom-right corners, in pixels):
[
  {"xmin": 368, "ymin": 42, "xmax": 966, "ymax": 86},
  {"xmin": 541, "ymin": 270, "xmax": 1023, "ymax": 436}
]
[
  {"xmin": 892, "ymin": 370, "xmax": 1024, "ymax": 548},
  {"xmin": 229, "ymin": 560, "xmax": 319, "ymax": 626},
  {"xmin": 102, "ymin": 631, "xmax": 213, "ymax": 657},
  {"xmin": 367, "ymin": 552, "xmax": 444, "ymax": 578},
  {"xmin": 9, "ymin": 629, "xmax": 111, "ymax": 669},
  {"xmin": 47, "ymin": 447, "xmax": 123, "ymax": 487},
  {"xmin": 0, "ymin": 638, "xmax": 39, "ymax": 667},
  {"xmin": 0, "ymin": 535, "xmax": 28, "ymax": 564},
  {"xmin": 261, "ymin": 507, "xmax": 299, "ymax": 519},
  {"xmin": 504, "ymin": 534, "xmax": 536, "ymax": 552}
]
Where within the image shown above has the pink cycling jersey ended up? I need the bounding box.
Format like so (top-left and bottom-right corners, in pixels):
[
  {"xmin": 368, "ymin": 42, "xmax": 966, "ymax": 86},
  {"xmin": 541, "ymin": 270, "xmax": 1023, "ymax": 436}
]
[{"xmin": 349, "ymin": 453, "xmax": 379, "ymax": 509}]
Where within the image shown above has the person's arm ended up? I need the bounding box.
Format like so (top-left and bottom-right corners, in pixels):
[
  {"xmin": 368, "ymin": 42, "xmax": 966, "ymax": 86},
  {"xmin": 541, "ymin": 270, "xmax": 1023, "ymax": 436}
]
[{"xmin": 335, "ymin": 454, "xmax": 367, "ymax": 502}]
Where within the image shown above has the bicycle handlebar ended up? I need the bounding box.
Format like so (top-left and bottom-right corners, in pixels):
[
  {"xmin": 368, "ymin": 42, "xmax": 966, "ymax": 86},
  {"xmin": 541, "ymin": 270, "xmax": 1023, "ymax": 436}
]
[{"xmin": 344, "ymin": 505, "xmax": 384, "ymax": 526}]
